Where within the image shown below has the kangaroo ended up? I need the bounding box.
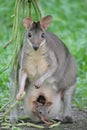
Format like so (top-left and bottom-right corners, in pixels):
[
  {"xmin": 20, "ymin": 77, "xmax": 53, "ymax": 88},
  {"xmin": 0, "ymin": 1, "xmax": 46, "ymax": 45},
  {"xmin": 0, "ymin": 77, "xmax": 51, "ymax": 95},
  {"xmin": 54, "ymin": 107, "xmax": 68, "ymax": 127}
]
[{"xmin": 10, "ymin": 15, "xmax": 77, "ymax": 123}]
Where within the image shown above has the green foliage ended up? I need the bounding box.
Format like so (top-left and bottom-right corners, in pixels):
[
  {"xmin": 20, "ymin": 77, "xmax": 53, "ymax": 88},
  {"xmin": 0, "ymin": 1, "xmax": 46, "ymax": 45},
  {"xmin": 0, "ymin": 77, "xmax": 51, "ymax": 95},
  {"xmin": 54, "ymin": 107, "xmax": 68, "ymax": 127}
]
[
  {"xmin": 0, "ymin": 0, "xmax": 87, "ymax": 109},
  {"xmin": 12, "ymin": 126, "xmax": 21, "ymax": 130}
]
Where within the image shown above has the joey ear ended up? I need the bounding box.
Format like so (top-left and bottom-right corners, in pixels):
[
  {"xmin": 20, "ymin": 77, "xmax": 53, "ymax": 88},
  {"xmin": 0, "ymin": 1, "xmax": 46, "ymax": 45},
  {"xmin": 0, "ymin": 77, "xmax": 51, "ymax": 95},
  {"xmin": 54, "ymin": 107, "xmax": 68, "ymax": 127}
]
[
  {"xmin": 32, "ymin": 101, "xmax": 38, "ymax": 108},
  {"xmin": 46, "ymin": 102, "xmax": 52, "ymax": 107},
  {"xmin": 40, "ymin": 15, "xmax": 52, "ymax": 30},
  {"xmin": 23, "ymin": 17, "xmax": 33, "ymax": 29}
]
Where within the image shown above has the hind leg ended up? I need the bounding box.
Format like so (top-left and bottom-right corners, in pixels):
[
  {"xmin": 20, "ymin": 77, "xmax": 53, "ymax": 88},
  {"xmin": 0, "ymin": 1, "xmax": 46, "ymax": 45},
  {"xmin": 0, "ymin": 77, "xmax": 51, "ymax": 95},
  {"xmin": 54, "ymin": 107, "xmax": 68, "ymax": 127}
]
[
  {"xmin": 10, "ymin": 70, "xmax": 19, "ymax": 123},
  {"xmin": 63, "ymin": 84, "xmax": 75, "ymax": 123}
]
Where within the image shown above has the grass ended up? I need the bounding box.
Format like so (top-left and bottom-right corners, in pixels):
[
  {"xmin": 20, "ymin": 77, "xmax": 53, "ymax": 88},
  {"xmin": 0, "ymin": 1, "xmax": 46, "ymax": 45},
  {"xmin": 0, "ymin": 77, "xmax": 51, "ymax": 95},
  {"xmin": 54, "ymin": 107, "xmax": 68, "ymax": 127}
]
[{"xmin": 0, "ymin": 0, "xmax": 87, "ymax": 110}]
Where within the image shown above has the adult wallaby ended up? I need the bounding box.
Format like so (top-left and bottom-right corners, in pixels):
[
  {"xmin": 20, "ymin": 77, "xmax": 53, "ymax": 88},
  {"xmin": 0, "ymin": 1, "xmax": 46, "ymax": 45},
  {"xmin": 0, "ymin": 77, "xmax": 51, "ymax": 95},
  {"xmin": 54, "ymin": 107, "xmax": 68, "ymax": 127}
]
[{"xmin": 10, "ymin": 15, "xmax": 77, "ymax": 123}]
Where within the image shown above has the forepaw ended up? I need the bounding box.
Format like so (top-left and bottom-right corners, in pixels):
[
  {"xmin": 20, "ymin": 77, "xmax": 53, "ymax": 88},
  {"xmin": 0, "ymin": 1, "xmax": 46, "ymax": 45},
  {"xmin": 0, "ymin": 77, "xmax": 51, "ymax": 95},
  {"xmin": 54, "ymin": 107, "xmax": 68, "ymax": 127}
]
[
  {"xmin": 62, "ymin": 116, "xmax": 73, "ymax": 123},
  {"xmin": 16, "ymin": 93, "xmax": 23, "ymax": 100},
  {"xmin": 34, "ymin": 79, "xmax": 42, "ymax": 89}
]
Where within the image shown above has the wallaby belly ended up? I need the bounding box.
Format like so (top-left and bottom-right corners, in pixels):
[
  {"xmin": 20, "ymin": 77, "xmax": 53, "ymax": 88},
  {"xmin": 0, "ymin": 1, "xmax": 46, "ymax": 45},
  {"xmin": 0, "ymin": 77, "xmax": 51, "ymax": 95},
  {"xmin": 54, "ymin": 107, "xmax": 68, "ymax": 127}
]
[
  {"xmin": 24, "ymin": 83, "xmax": 61, "ymax": 121},
  {"xmin": 22, "ymin": 46, "xmax": 49, "ymax": 81}
]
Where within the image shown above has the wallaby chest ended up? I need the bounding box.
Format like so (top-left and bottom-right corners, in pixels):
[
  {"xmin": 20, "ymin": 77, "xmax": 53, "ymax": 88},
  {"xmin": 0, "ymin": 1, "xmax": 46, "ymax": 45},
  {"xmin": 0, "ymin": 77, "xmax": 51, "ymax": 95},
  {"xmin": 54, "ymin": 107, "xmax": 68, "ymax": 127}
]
[{"xmin": 23, "ymin": 46, "xmax": 49, "ymax": 80}]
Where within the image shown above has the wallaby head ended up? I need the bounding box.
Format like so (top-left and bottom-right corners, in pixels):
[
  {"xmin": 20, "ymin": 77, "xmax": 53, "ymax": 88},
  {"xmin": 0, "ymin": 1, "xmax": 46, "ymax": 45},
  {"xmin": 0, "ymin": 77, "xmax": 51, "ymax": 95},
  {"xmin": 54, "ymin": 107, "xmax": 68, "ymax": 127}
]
[
  {"xmin": 23, "ymin": 15, "xmax": 52, "ymax": 51},
  {"xmin": 32, "ymin": 100, "xmax": 52, "ymax": 120}
]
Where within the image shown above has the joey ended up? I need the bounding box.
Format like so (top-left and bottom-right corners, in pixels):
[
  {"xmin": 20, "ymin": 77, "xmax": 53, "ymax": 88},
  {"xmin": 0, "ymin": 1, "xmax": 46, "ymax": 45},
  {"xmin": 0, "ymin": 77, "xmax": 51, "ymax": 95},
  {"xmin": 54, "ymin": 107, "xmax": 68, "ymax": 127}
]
[{"xmin": 32, "ymin": 101, "xmax": 52, "ymax": 124}]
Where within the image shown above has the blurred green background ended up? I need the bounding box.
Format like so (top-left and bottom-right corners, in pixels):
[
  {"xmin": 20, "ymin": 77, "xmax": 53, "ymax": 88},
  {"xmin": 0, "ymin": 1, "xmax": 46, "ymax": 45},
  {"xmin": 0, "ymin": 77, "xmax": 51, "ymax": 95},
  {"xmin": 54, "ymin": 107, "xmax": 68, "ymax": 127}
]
[{"xmin": 0, "ymin": 0, "xmax": 87, "ymax": 109}]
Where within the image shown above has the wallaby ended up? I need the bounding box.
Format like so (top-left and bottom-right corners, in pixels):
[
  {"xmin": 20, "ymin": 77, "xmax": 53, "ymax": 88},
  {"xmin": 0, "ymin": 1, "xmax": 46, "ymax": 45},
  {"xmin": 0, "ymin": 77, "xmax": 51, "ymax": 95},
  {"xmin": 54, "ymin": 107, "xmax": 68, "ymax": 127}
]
[
  {"xmin": 10, "ymin": 15, "xmax": 77, "ymax": 123},
  {"xmin": 16, "ymin": 15, "xmax": 77, "ymax": 100},
  {"xmin": 32, "ymin": 101, "xmax": 51, "ymax": 124},
  {"xmin": 24, "ymin": 82, "xmax": 61, "ymax": 122}
]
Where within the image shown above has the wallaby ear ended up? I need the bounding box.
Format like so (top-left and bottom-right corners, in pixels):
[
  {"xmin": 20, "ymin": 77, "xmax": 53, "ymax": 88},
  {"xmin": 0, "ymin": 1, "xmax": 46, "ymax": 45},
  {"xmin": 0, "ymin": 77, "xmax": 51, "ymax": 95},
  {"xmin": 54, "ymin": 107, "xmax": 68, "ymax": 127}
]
[
  {"xmin": 40, "ymin": 15, "xmax": 52, "ymax": 30},
  {"xmin": 46, "ymin": 102, "xmax": 52, "ymax": 107},
  {"xmin": 23, "ymin": 17, "xmax": 33, "ymax": 29}
]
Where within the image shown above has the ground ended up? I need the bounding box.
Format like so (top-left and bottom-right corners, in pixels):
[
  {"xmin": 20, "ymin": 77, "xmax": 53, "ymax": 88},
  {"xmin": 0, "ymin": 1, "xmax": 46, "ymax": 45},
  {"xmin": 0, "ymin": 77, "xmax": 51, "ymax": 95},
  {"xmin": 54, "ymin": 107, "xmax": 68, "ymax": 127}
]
[
  {"xmin": 17, "ymin": 108, "xmax": 87, "ymax": 130},
  {"xmin": 0, "ymin": 107, "xmax": 87, "ymax": 130}
]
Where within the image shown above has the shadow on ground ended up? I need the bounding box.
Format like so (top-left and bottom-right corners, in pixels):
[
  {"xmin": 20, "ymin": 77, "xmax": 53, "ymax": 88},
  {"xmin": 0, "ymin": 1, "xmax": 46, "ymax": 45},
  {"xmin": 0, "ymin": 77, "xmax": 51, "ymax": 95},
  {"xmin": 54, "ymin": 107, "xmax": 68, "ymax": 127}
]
[{"xmin": 19, "ymin": 108, "xmax": 87, "ymax": 130}]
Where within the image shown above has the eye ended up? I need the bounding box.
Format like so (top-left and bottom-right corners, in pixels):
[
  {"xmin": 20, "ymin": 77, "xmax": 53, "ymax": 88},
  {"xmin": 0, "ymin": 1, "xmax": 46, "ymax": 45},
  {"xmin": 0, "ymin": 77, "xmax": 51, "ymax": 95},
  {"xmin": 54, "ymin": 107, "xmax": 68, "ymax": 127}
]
[
  {"xmin": 39, "ymin": 111, "xmax": 42, "ymax": 114},
  {"xmin": 41, "ymin": 33, "xmax": 45, "ymax": 38},
  {"xmin": 28, "ymin": 32, "xmax": 32, "ymax": 38}
]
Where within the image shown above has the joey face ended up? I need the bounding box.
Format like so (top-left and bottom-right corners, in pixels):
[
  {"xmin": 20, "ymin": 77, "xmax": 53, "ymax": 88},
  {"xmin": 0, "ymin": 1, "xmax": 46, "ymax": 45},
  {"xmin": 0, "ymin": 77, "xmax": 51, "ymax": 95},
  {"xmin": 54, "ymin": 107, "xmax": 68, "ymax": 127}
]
[
  {"xmin": 32, "ymin": 100, "xmax": 52, "ymax": 121},
  {"xmin": 36, "ymin": 104, "xmax": 49, "ymax": 121}
]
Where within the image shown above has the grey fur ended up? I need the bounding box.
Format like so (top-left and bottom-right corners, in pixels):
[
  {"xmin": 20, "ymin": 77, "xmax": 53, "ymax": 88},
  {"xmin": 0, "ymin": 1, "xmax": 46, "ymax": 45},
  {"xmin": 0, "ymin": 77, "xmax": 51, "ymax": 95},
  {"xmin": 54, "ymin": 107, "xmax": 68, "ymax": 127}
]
[{"xmin": 10, "ymin": 15, "xmax": 77, "ymax": 123}]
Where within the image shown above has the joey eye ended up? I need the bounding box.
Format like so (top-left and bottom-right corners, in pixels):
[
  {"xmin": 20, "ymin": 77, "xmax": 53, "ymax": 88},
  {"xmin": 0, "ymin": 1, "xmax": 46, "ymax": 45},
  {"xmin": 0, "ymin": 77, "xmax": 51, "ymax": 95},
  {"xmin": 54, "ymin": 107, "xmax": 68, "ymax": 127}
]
[
  {"xmin": 39, "ymin": 111, "xmax": 42, "ymax": 114},
  {"xmin": 28, "ymin": 32, "xmax": 32, "ymax": 38},
  {"xmin": 41, "ymin": 33, "xmax": 45, "ymax": 38}
]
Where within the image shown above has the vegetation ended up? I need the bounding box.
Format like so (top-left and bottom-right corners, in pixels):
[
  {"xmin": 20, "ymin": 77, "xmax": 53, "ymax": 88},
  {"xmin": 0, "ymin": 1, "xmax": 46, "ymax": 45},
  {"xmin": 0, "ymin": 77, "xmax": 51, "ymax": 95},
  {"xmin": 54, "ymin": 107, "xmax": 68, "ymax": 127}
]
[{"xmin": 0, "ymin": 0, "xmax": 87, "ymax": 112}]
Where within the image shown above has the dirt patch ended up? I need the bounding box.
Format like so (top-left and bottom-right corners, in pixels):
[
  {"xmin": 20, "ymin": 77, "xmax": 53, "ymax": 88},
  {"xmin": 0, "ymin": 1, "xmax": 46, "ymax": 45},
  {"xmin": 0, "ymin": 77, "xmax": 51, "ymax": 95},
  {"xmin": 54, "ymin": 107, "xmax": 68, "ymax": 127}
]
[
  {"xmin": 19, "ymin": 108, "xmax": 87, "ymax": 130},
  {"xmin": 0, "ymin": 108, "xmax": 87, "ymax": 130},
  {"xmin": 57, "ymin": 107, "xmax": 87, "ymax": 130}
]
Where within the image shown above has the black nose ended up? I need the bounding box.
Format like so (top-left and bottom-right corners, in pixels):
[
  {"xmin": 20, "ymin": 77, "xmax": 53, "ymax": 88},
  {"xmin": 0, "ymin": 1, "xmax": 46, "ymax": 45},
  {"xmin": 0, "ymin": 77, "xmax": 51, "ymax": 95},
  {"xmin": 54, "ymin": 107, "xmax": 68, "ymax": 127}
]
[{"xmin": 33, "ymin": 45, "xmax": 39, "ymax": 51}]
